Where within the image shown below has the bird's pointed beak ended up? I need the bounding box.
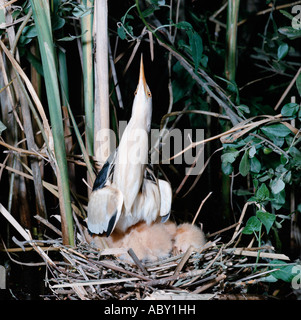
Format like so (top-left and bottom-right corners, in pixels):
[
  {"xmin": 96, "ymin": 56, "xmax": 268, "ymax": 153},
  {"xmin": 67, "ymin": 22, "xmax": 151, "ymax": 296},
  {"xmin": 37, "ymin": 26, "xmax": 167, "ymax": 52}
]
[{"xmin": 137, "ymin": 55, "xmax": 149, "ymax": 96}]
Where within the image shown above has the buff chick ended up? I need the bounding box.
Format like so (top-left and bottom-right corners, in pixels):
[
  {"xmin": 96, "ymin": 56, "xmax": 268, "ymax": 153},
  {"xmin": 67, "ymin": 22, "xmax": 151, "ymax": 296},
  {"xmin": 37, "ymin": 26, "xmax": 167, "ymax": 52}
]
[
  {"xmin": 107, "ymin": 221, "xmax": 176, "ymax": 263},
  {"xmin": 84, "ymin": 221, "xmax": 206, "ymax": 264},
  {"xmin": 174, "ymin": 223, "xmax": 206, "ymax": 253}
]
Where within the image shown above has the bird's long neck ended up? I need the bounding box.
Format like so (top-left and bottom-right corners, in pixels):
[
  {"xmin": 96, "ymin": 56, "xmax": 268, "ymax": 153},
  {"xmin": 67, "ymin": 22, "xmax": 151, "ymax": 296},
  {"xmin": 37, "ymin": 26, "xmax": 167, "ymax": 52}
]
[
  {"xmin": 113, "ymin": 101, "xmax": 151, "ymax": 212},
  {"xmin": 130, "ymin": 100, "xmax": 152, "ymax": 132}
]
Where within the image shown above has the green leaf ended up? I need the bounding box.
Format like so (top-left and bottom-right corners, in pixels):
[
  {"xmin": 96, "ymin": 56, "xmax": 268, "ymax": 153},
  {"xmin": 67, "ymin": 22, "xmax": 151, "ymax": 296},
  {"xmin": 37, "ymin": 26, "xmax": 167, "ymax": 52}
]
[
  {"xmin": 277, "ymin": 43, "xmax": 289, "ymax": 60},
  {"xmin": 237, "ymin": 104, "xmax": 250, "ymax": 114},
  {"xmin": 283, "ymin": 170, "xmax": 292, "ymax": 184},
  {"xmin": 289, "ymin": 146, "xmax": 301, "ymax": 158},
  {"xmin": 0, "ymin": 120, "xmax": 6, "ymax": 135},
  {"xmin": 176, "ymin": 21, "xmax": 193, "ymax": 30},
  {"xmin": 250, "ymin": 156, "xmax": 261, "ymax": 173},
  {"xmin": 260, "ymin": 274, "xmax": 278, "ymax": 283},
  {"xmin": 142, "ymin": 6, "xmax": 156, "ymax": 18},
  {"xmin": 263, "ymin": 147, "xmax": 273, "ymax": 155},
  {"xmin": 261, "ymin": 123, "xmax": 292, "ymax": 139},
  {"xmin": 221, "ymin": 149, "xmax": 239, "ymax": 164},
  {"xmin": 296, "ymin": 73, "xmax": 301, "ymax": 98},
  {"xmin": 57, "ymin": 31, "xmax": 87, "ymax": 42},
  {"xmin": 279, "ymin": 10, "xmax": 294, "ymax": 20},
  {"xmin": 72, "ymin": 5, "xmax": 92, "ymax": 18},
  {"xmin": 117, "ymin": 26, "xmax": 126, "ymax": 40},
  {"xmin": 242, "ymin": 216, "xmax": 261, "ymax": 234},
  {"xmin": 221, "ymin": 161, "xmax": 233, "ymax": 175},
  {"xmin": 200, "ymin": 55, "xmax": 208, "ymax": 68},
  {"xmin": 253, "ymin": 179, "xmax": 259, "ymax": 190},
  {"xmin": 25, "ymin": 50, "xmax": 44, "ymax": 76},
  {"xmin": 270, "ymin": 178, "xmax": 285, "ymax": 194},
  {"xmin": 256, "ymin": 183, "xmax": 270, "ymax": 201},
  {"xmin": 269, "ymin": 260, "xmax": 296, "ymax": 282},
  {"xmin": 187, "ymin": 30, "xmax": 203, "ymax": 72},
  {"xmin": 288, "ymin": 146, "xmax": 301, "ymax": 166},
  {"xmin": 234, "ymin": 189, "xmax": 253, "ymax": 196},
  {"xmin": 22, "ymin": 25, "xmax": 38, "ymax": 38},
  {"xmin": 271, "ymin": 189, "xmax": 286, "ymax": 210},
  {"xmin": 239, "ymin": 150, "xmax": 250, "ymax": 177},
  {"xmin": 256, "ymin": 210, "xmax": 276, "ymax": 234},
  {"xmin": 171, "ymin": 61, "xmax": 195, "ymax": 103},
  {"xmin": 278, "ymin": 26, "xmax": 301, "ymax": 39},
  {"xmin": 52, "ymin": 16, "xmax": 65, "ymax": 31},
  {"xmin": 281, "ymin": 102, "xmax": 299, "ymax": 117},
  {"xmin": 249, "ymin": 146, "xmax": 256, "ymax": 158}
]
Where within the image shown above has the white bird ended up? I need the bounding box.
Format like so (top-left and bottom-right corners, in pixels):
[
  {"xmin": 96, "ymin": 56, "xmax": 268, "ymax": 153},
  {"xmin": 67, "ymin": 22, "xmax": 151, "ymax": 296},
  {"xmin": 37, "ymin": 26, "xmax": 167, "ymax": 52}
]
[{"xmin": 87, "ymin": 57, "xmax": 172, "ymax": 236}]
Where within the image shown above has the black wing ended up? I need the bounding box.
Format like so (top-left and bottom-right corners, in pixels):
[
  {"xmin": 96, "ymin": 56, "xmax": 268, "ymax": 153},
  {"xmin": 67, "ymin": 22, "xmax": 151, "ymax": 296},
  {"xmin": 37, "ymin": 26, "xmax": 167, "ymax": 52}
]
[{"xmin": 92, "ymin": 150, "xmax": 117, "ymax": 191}]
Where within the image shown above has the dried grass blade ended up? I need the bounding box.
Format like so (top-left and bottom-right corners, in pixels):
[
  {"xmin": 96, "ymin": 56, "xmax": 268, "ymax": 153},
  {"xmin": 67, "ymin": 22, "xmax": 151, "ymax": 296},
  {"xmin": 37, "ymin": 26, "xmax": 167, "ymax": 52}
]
[
  {"xmin": 0, "ymin": 203, "xmax": 56, "ymax": 267},
  {"xmin": 128, "ymin": 248, "xmax": 150, "ymax": 276},
  {"xmin": 230, "ymin": 249, "xmax": 290, "ymax": 261},
  {"xmin": 34, "ymin": 215, "xmax": 62, "ymax": 237},
  {"xmin": 50, "ymin": 278, "xmax": 140, "ymax": 289},
  {"xmin": 170, "ymin": 245, "xmax": 194, "ymax": 286},
  {"xmin": 0, "ymin": 39, "xmax": 54, "ymax": 156},
  {"xmin": 193, "ymin": 274, "xmax": 226, "ymax": 294}
]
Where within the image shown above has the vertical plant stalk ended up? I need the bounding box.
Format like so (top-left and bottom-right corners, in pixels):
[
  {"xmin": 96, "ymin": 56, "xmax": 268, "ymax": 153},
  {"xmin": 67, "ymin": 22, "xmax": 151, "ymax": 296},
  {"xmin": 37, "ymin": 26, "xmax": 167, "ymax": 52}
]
[
  {"xmin": 0, "ymin": 1, "xmax": 16, "ymax": 238},
  {"xmin": 30, "ymin": 41, "xmax": 44, "ymax": 150},
  {"xmin": 9, "ymin": 5, "xmax": 47, "ymax": 221},
  {"xmin": 30, "ymin": 0, "xmax": 74, "ymax": 246},
  {"xmin": 58, "ymin": 48, "xmax": 69, "ymax": 106},
  {"xmin": 225, "ymin": 0, "xmax": 240, "ymax": 82},
  {"xmin": 81, "ymin": 0, "xmax": 94, "ymax": 157},
  {"xmin": 94, "ymin": 0, "xmax": 110, "ymax": 164},
  {"xmin": 62, "ymin": 105, "xmax": 76, "ymax": 193},
  {"xmin": 16, "ymin": 72, "xmax": 48, "ymax": 220},
  {"xmin": 222, "ymin": 0, "xmax": 240, "ymax": 221},
  {"xmin": 58, "ymin": 49, "xmax": 76, "ymax": 193},
  {"xmin": 1, "ymin": 2, "xmax": 32, "ymax": 233}
]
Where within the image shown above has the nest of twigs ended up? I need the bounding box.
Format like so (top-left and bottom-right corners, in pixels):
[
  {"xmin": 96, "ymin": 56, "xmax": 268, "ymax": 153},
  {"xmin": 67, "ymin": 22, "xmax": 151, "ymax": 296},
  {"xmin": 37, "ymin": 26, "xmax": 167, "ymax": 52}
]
[
  {"xmin": 36, "ymin": 221, "xmax": 290, "ymax": 300},
  {"xmin": 0, "ymin": 204, "xmax": 293, "ymax": 300},
  {"xmin": 1, "ymin": 202, "xmax": 289, "ymax": 300}
]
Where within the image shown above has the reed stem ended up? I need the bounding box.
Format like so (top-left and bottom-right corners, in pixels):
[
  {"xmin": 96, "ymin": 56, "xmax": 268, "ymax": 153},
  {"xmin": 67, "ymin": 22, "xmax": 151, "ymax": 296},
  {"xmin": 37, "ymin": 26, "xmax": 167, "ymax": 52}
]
[{"xmin": 30, "ymin": 0, "xmax": 74, "ymax": 246}]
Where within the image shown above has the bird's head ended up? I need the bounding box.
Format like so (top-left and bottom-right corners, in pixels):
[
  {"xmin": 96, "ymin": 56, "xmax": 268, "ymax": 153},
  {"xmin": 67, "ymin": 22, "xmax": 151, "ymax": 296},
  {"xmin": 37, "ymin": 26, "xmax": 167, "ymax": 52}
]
[
  {"xmin": 135, "ymin": 56, "xmax": 152, "ymax": 99},
  {"xmin": 131, "ymin": 56, "xmax": 152, "ymax": 127}
]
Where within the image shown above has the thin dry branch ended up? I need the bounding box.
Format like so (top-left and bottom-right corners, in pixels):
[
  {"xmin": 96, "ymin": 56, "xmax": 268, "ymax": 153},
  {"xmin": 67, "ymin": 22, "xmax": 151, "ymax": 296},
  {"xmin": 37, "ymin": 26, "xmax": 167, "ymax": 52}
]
[
  {"xmin": 167, "ymin": 114, "xmax": 283, "ymax": 162},
  {"xmin": 274, "ymin": 67, "xmax": 301, "ymax": 110},
  {"xmin": 192, "ymin": 192, "xmax": 212, "ymax": 225}
]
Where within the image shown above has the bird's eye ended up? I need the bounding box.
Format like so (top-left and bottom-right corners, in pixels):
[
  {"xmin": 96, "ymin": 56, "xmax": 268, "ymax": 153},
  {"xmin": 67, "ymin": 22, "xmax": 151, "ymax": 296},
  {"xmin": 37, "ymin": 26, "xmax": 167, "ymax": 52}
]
[
  {"xmin": 134, "ymin": 89, "xmax": 137, "ymax": 96},
  {"xmin": 147, "ymin": 91, "xmax": 152, "ymax": 97}
]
